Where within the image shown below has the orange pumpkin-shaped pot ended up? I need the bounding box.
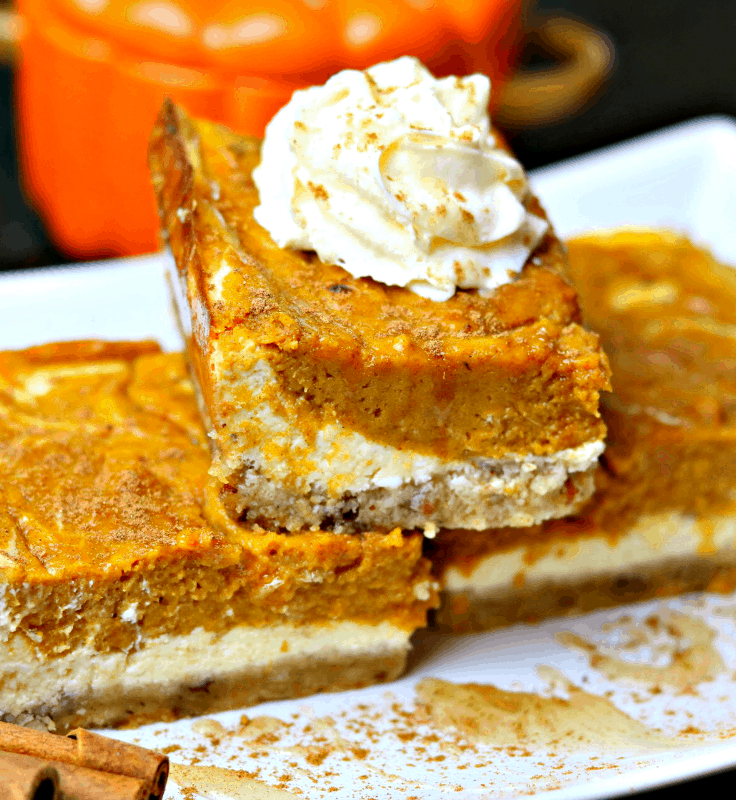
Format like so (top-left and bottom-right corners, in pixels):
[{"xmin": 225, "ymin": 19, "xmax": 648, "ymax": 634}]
[{"xmin": 16, "ymin": 0, "xmax": 525, "ymax": 258}]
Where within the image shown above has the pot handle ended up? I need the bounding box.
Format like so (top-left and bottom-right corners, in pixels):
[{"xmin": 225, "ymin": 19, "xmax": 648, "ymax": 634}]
[
  {"xmin": 495, "ymin": 16, "xmax": 615, "ymax": 129},
  {"xmin": 0, "ymin": 8, "xmax": 18, "ymax": 64}
]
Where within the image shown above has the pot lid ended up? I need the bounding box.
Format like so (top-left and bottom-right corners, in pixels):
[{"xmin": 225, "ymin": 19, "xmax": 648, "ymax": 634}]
[{"xmin": 47, "ymin": 0, "xmax": 516, "ymax": 78}]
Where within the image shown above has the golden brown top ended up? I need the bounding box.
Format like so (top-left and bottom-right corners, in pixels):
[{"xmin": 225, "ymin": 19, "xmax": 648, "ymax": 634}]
[
  {"xmin": 0, "ymin": 340, "xmax": 219, "ymax": 579},
  {"xmin": 569, "ymin": 229, "xmax": 736, "ymax": 521},
  {"xmin": 150, "ymin": 104, "xmax": 582, "ymax": 357},
  {"xmin": 149, "ymin": 100, "xmax": 610, "ymax": 461},
  {"xmin": 569, "ymin": 229, "xmax": 736, "ymax": 429}
]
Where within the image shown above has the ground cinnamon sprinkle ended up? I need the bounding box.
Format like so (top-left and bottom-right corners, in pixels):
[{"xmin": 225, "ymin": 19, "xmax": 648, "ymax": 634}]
[
  {"xmin": 249, "ymin": 288, "xmax": 277, "ymax": 316},
  {"xmin": 155, "ymin": 677, "xmax": 674, "ymax": 797}
]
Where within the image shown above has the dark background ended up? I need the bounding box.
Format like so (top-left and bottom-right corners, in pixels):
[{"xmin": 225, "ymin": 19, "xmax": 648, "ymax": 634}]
[
  {"xmin": 2, "ymin": 0, "xmax": 736, "ymax": 795},
  {"xmin": 515, "ymin": 0, "xmax": 736, "ymax": 169}
]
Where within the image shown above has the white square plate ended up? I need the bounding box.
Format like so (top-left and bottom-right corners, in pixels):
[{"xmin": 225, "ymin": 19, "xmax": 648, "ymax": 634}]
[{"xmin": 3, "ymin": 116, "xmax": 736, "ymax": 800}]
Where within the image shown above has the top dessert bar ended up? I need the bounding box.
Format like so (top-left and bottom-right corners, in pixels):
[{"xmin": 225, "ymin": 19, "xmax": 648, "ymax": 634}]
[{"xmin": 148, "ymin": 99, "xmax": 610, "ymax": 533}]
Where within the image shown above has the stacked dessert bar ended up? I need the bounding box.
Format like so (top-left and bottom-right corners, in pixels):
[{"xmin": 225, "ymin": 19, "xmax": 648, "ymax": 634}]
[
  {"xmin": 5, "ymin": 56, "xmax": 610, "ymax": 729},
  {"xmin": 148, "ymin": 98, "xmax": 609, "ymax": 538},
  {"xmin": 431, "ymin": 230, "xmax": 736, "ymax": 630}
]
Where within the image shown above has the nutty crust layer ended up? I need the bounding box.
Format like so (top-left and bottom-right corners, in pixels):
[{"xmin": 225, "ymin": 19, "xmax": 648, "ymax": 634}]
[
  {"xmin": 148, "ymin": 100, "xmax": 609, "ymax": 469},
  {"xmin": 434, "ymin": 556, "xmax": 736, "ymax": 633},
  {"xmin": 6, "ymin": 639, "xmax": 409, "ymax": 734}
]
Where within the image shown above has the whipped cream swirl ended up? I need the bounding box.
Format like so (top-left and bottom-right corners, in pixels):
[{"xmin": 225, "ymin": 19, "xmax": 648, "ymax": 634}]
[{"xmin": 253, "ymin": 56, "xmax": 548, "ymax": 301}]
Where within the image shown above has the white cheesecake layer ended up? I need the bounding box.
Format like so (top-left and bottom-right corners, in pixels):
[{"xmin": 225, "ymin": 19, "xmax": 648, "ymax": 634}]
[
  {"xmin": 444, "ymin": 512, "xmax": 736, "ymax": 596},
  {"xmin": 219, "ymin": 356, "xmax": 603, "ymax": 499},
  {"xmin": 0, "ymin": 620, "xmax": 409, "ymax": 722}
]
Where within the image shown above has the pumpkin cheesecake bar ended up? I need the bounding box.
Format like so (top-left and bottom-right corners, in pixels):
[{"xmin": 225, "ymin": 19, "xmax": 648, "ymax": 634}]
[
  {"xmin": 0, "ymin": 341, "xmax": 435, "ymax": 731},
  {"xmin": 148, "ymin": 83, "xmax": 609, "ymax": 534},
  {"xmin": 430, "ymin": 230, "xmax": 736, "ymax": 631}
]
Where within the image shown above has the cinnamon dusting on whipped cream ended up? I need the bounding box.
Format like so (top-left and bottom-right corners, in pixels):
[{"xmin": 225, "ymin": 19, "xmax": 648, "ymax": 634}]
[{"xmin": 253, "ymin": 56, "xmax": 548, "ymax": 301}]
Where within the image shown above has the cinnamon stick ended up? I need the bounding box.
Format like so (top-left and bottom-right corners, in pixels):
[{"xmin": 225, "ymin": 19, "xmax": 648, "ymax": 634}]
[
  {"xmin": 0, "ymin": 752, "xmax": 60, "ymax": 800},
  {"xmin": 0, "ymin": 722, "xmax": 168, "ymax": 800},
  {"xmin": 52, "ymin": 761, "xmax": 148, "ymax": 800},
  {"xmin": 67, "ymin": 728, "xmax": 169, "ymax": 797}
]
